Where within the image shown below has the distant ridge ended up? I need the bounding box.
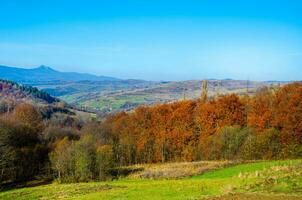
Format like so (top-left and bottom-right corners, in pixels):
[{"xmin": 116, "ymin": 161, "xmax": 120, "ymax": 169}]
[{"xmin": 0, "ymin": 65, "xmax": 119, "ymax": 84}]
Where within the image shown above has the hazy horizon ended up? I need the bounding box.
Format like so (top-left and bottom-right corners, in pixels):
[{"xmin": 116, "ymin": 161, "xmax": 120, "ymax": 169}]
[
  {"xmin": 0, "ymin": 64, "xmax": 298, "ymax": 82},
  {"xmin": 1, "ymin": 0, "xmax": 302, "ymax": 81}
]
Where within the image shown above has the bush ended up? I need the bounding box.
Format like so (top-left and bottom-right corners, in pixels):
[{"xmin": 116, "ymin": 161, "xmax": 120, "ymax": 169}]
[{"xmin": 280, "ymin": 144, "xmax": 302, "ymax": 159}]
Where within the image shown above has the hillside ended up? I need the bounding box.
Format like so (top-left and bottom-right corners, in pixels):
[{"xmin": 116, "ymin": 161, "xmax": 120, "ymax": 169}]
[
  {"xmin": 1, "ymin": 160, "xmax": 301, "ymax": 200},
  {"xmin": 0, "ymin": 82, "xmax": 301, "ymax": 200},
  {"xmin": 0, "ymin": 79, "xmax": 58, "ymax": 104},
  {"xmin": 0, "ymin": 79, "xmax": 96, "ymax": 120}
]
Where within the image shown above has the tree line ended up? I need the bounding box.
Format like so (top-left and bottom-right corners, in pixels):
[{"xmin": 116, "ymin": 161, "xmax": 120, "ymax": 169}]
[
  {"xmin": 0, "ymin": 82, "xmax": 301, "ymax": 185},
  {"xmin": 104, "ymin": 82, "xmax": 301, "ymax": 164}
]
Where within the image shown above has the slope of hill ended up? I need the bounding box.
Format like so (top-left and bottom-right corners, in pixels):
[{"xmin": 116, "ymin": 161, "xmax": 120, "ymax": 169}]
[
  {"xmin": 0, "ymin": 65, "xmax": 119, "ymax": 84},
  {"xmin": 0, "ymin": 160, "xmax": 301, "ymax": 200},
  {"xmin": 0, "ymin": 79, "xmax": 96, "ymax": 121},
  {"xmin": 0, "ymin": 79, "xmax": 58, "ymax": 104}
]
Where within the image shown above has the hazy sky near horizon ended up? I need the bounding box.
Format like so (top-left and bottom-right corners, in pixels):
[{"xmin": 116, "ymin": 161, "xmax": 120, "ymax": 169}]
[{"xmin": 0, "ymin": 0, "xmax": 302, "ymax": 81}]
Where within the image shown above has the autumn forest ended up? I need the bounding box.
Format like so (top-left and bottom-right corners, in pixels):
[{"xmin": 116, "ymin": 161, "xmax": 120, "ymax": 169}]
[{"xmin": 0, "ymin": 81, "xmax": 301, "ymax": 185}]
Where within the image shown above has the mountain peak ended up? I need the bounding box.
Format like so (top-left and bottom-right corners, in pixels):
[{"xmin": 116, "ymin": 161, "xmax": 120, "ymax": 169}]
[
  {"xmin": 36, "ymin": 65, "xmax": 56, "ymax": 71},
  {"xmin": 0, "ymin": 64, "xmax": 119, "ymax": 83}
]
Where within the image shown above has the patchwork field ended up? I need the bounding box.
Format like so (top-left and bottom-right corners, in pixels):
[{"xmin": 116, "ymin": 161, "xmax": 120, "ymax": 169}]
[
  {"xmin": 1, "ymin": 160, "xmax": 301, "ymax": 200},
  {"xmin": 41, "ymin": 79, "xmax": 278, "ymax": 112}
]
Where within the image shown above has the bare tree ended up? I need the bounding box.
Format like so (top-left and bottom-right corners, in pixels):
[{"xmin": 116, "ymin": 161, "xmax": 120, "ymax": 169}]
[{"xmin": 200, "ymin": 80, "xmax": 208, "ymax": 103}]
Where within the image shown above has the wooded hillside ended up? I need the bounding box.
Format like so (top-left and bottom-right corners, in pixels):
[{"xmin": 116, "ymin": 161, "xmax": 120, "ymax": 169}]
[{"xmin": 0, "ymin": 82, "xmax": 301, "ymax": 185}]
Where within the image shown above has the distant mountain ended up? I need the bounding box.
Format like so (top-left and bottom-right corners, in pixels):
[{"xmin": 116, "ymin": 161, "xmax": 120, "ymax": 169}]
[{"xmin": 0, "ymin": 65, "xmax": 119, "ymax": 84}]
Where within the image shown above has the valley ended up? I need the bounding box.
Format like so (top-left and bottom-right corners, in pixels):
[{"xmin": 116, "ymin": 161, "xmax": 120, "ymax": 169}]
[{"xmin": 0, "ymin": 65, "xmax": 286, "ymax": 113}]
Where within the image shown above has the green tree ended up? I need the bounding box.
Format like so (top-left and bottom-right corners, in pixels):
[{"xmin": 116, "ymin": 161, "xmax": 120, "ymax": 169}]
[
  {"xmin": 74, "ymin": 134, "xmax": 97, "ymax": 182},
  {"xmin": 49, "ymin": 138, "xmax": 75, "ymax": 183},
  {"xmin": 96, "ymin": 145, "xmax": 114, "ymax": 180},
  {"xmin": 218, "ymin": 126, "xmax": 252, "ymax": 160}
]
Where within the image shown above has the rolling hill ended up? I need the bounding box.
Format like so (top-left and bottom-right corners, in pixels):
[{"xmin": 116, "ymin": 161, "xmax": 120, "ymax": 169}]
[
  {"xmin": 0, "ymin": 65, "xmax": 286, "ymax": 113},
  {"xmin": 44, "ymin": 79, "xmax": 282, "ymax": 113}
]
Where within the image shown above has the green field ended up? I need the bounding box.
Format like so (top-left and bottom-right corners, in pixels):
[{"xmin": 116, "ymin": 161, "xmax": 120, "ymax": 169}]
[
  {"xmin": 80, "ymin": 94, "xmax": 152, "ymax": 111},
  {"xmin": 1, "ymin": 160, "xmax": 301, "ymax": 200},
  {"xmin": 43, "ymin": 79, "xmax": 265, "ymax": 112}
]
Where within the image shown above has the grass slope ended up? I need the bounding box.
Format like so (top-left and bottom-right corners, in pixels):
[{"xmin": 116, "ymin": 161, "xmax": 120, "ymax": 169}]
[{"xmin": 0, "ymin": 160, "xmax": 301, "ymax": 200}]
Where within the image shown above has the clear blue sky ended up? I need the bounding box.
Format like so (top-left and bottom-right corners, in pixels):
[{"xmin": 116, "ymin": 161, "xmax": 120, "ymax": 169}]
[{"xmin": 0, "ymin": 0, "xmax": 302, "ymax": 81}]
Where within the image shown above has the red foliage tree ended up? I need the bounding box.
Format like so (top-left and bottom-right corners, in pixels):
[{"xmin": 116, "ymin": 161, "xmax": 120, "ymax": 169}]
[
  {"xmin": 196, "ymin": 94, "xmax": 246, "ymax": 140},
  {"xmin": 273, "ymin": 82, "xmax": 302, "ymax": 145},
  {"xmin": 247, "ymin": 87, "xmax": 274, "ymax": 132}
]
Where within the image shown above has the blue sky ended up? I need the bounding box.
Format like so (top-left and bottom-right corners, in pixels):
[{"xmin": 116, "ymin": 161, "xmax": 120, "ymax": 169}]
[{"xmin": 0, "ymin": 0, "xmax": 302, "ymax": 81}]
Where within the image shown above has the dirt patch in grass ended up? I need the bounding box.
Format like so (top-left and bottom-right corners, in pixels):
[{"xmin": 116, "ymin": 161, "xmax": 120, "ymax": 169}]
[{"xmin": 204, "ymin": 193, "xmax": 302, "ymax": 200}]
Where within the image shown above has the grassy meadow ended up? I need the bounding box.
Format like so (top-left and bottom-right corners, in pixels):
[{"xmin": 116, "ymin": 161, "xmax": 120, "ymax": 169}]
[{"xmin": 1, "ymin": 160, "xmax": 301, "ymax": 200}]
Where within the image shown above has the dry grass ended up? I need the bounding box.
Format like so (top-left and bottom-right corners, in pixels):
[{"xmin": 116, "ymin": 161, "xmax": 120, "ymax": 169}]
[
  {"xmin": 239, "ymin": 162, "xmax": 302, "ymax": 194},
  {"xmin": 120, "ymin": 160, "xmax": 239, "ymax": 179}
]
